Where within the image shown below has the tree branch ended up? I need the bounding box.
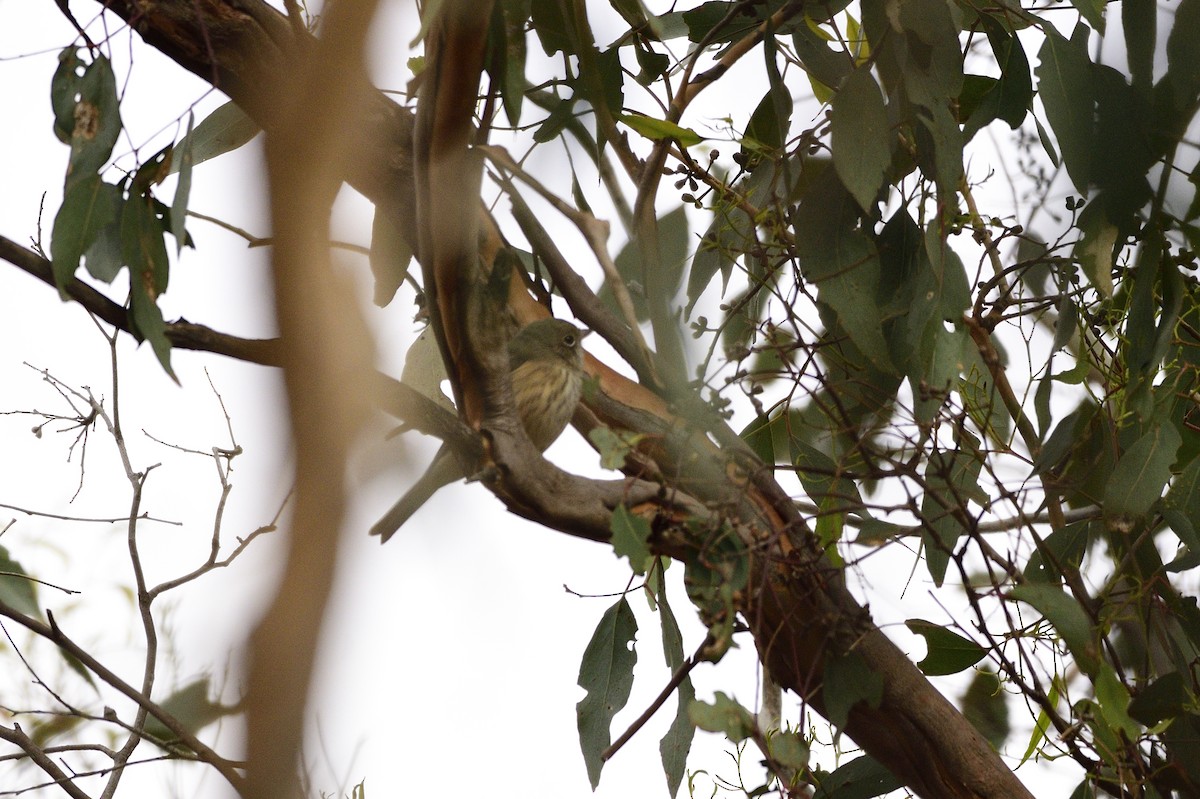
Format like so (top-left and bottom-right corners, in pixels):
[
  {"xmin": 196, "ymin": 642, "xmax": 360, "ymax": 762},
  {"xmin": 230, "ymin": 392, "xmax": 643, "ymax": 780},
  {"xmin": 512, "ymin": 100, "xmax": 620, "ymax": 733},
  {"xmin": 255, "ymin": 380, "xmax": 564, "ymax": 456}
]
[
  {"xmin": 0, "ymin": 603, "xmax": 246, "ymax": 793},
  {"xmin": 0, "ymin": 235, "xmax": 283, "ymax": 366}
]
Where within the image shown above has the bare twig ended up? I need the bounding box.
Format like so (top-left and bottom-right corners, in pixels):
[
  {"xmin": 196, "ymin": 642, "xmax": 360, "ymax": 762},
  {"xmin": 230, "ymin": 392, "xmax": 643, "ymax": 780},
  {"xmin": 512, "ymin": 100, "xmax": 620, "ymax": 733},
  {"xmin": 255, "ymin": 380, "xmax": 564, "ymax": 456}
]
[{"xmin": 0, "ymin": 603, "xmax": 246, "ymax": 792}]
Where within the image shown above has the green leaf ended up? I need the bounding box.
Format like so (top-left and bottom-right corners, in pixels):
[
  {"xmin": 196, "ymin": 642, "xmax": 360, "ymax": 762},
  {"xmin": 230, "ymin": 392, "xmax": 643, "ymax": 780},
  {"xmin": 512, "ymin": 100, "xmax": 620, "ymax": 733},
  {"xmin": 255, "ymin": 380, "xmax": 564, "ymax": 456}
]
[
  {"xmin": 369, "ymin": 208, "xmax": 413, "ymax": 307},
  {"xmin": 129, "ymin": 285, "xmax": 174, "ymax": 378},
  {"xmin": 167, "ymin": 100, "xmax": 261, "ymax": 175},
  {"xmin": 794, "ymin": 439, "xmax": 864, "ymax": 547},
  {"xmin": 633, "ymin": 42, "xmax": 670, "ymax": 86},
  {"xmin": 171, "ymin": 112, "xmax": 195, "ymax": 256},
  {"xmin": 532, "ymin": 95, "xmax": 576, "ymax": 143},
  {"xmin": 656, "ymin": 569, "xmax": 695, "ymax": 798},
  {"xmin": 769, "ymin": 731, "xmax": 810, "ymax": 770},
  {"xmin": 963, "ymin": 24, "xmax": 1033, "ymax": 140},
  {"xmin": 822, "ymin": 650, "xmax": 882, "ymax": 730},
  {"xmin": 792, "ymin": 20, "xmax": 853, "ymax": 91},
  {"xmin": 618, "ymin": 113, "xmax": 704, "ymax": 147},
  {"xmin": 893, "ymin": 0, "xmax": 965, "ymax": 104},
  {"xmin": 681, "ymin": 2, "xmax": 763, "ymax": 44},
  {"xmin": 1122, "ymin": 0, "xmax": 1156, "ymax": 93},
  {"xmin": 1162, "ymin": 711, "xmax": 1200, "ymax": 789},
  {"xmin": 1068, "ymin": 0, "xmax": 1106, "ymax": 34},
  {"xmin": 495, "ymin": 0, "xmax": 531, "ymax": 125},
  {"xmin": 593, "ymin": 47, "xmax": 626, "ymax": 142},
  {"xmin": 1094, "ymin": 664, "xmax": 1139, "ymax": 739},
  {"xmin": 683, "ymin": 525, "xmax": 749, "ymax": 662},
  {"xmin": 1069, "ymin": 779, "xmax": 1098, "ymax": 799},
  {"xmin": 1034, "ymin": 401, "xmax": 1093, "ymax": 474},
  {"xmin": 143, "ymin": 678, "xmax": 239, "ymax": 745},
  {"xmin": 122, "ymin": 196, "xmax": 175, "ymax": 377},
  {"xmin": 686, "ymin": 220, "xmax": 738, "ymax": 314},
  {"xmin": 914, "ymin": 103, "xmax": 964, "ymax": 201},
  {"xmin": 122, "ymin": 195, "xmax": 170, "ymax": 296},
  {"xmin": 0, "ymin": 546, "xmax": 42, "ymax": 620},
  {"xmin": 854, "ymin": 517, "xmax": 908, "ymax": 545},
  {"xmin": 879, "ymin": 0, "xmax": 964, "ymax": 200},
  {"xmin": 1104, "ymin": 422, "xmax": 1181, "ymax": 521},
  {"xmin": 906, "ymin": 619, "xmax": 987, "ymax": 676},
  {"xmin": 813, "ymin": 755, "xmax": 902, "ymax": 799},
  {"xmin": 686, "ymin": 165, "xmax": 776, "ymax": 314},
  {"xmin": 793, "ymin": 171, "xmax": 894, "ymax": 373},
  {"xmin": 601, "ymin": 205, "xmax": 690, "ymax": 322},
  {"xmin": 831, "ymin": 68, "xmax": 891, "ymax": 211},
  {"xmin": 743, "ymin": 38, "xmax": 792, "ymax": 163},
  {"xmin": 688, "ymin": 692, "xmax": 756, "ymax": 741},
  {"xmin": 1025, "ymin": 520, "xmax": 1091, "ymax": 584},
  {"xmin": 577, "ymin": 597, "xmax": 638, "ymax": 788},
  {"xmin": 1125, "ymin": 258, "xmax": 1185, "ymax": 414},
  {"xmin": 893, "ymin": 220, "xmax": 971, "ymax": 422},
  {"xmin": 739, "ymin": 413, "xmax": 775, "ymax": 464},
  {"xmin": 50, "ymin": 48, "xmax": 85, "ymax": 143},
  {"xmin": 130, "ymin": 144, "xmax": 173, "ymax": 194},
  {"xmin": 530, "ymin": 0, "xmax": 575, "ymax": 55},
  {"xmin": 28, "ymin": 715, "xmax": 86, "ymax": 748},
  {"xmin": 1127, "ymin": 670, "xmax": 1186, "ymax": 726},
  {"xmin": 656, "ymin": 562, "xmax": 684, "ymax": 673},
  {"xmin": 1162, "ymin": 455, "xmax": 1200, "ymax": 551},
  {"xmin": 610, "ymin": 505, "xmax": 652, "ymax": 574},
  {"xmin": 959, "ymin": 345, "xmax": 1012, "ymax": 446},
  {"xmin": 55, "ymin": 53, "xmax": 122, "ymax": 184},
  {"xmin": 1010, "ymin": 584, "xmax": 1100, "ymax": 675},
  {"xmin": 588, "ymin": 425, "xmax": 643, "ymax": 470},
  {"xmin": 1036, "ymin": 25, "xmax": 1095, "ymax": 194},
  {"xmin": 920, "ymin": 430, "xmax": 986, "ymax": 586},
  {"xmin": 83, "ymin": 220, "xmax": 123, "ymax": 284},
  {"xmin": 961, "ymin": 668, "xmax": 1009, "ymax": 749},
  {"xmin": 1020, "ymin": 678, "xmax": 1060, "ymax": 764},
  {"xmin": 1166, "ymin": 0, "xmax": 1200, "ymax": 109},
  {"xmin": 50, "ymin": 175, "xmax": 120, "ymax": 291}
]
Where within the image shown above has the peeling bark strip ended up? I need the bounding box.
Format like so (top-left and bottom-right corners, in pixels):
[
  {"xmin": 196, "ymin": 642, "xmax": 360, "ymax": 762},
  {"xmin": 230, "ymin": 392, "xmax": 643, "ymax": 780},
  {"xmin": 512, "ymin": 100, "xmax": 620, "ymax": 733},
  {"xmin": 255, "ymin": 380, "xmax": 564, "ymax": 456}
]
[
  {"xmin": 75, "ymin": 1, "xmax": 1033, "ymax": 796},
  {"xmin": 412, "ymin": 1, "xmax": 492, "ymax": 433}
]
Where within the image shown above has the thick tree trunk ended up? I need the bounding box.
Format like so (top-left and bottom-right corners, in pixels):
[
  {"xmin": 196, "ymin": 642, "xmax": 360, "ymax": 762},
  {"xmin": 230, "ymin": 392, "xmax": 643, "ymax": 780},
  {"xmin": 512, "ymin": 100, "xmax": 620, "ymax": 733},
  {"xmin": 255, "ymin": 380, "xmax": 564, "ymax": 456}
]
[{"xmin": 68, "ymin": 2, "xmax": 1035, "ymax": 796}]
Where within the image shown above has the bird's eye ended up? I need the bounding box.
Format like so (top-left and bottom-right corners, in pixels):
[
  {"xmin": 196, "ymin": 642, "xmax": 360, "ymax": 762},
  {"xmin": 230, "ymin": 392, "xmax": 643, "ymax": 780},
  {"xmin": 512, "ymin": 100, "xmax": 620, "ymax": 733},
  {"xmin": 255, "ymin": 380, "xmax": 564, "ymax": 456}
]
[{"xmin": 563, "ymin": 334, "xmax": 577, "ymax": 347}]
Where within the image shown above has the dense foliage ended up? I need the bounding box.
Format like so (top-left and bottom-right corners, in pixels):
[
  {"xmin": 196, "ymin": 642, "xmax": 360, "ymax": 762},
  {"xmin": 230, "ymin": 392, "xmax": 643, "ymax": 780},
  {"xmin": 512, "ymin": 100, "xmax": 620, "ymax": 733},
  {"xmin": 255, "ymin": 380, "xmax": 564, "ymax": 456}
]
[{"xmin": 2, "ymin": 0, "xmax": 1200, "ymax": 797}]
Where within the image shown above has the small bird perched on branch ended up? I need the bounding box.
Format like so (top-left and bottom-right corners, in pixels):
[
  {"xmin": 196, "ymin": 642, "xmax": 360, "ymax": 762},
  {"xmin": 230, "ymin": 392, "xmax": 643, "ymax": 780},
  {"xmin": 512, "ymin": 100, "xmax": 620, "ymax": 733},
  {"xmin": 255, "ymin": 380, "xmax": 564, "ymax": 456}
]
[{"xmin": 370, "ymin": 318, "xmax": 587, "ymax": 542}]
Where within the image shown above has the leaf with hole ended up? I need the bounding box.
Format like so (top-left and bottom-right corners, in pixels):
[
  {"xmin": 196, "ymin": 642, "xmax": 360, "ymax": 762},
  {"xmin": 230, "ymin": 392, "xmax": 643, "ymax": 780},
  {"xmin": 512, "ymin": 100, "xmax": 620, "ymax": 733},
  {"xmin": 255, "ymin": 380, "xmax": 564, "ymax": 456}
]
[
  {"xmin": 906, "ymin": 619, "xmax": 987, "ymax": 675},
  {"xmin": 577, "ymin": 597, "xmax": 638, "ymax": 788}
]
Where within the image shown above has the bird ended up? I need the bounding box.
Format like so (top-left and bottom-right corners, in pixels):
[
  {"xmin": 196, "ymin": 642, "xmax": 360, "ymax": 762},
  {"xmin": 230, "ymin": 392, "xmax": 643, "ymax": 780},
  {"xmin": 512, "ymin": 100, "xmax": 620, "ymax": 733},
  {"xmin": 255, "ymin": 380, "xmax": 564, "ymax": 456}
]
[{"xmin": 370, "ymin": 318, "xmax": 587, "ymax": 542}]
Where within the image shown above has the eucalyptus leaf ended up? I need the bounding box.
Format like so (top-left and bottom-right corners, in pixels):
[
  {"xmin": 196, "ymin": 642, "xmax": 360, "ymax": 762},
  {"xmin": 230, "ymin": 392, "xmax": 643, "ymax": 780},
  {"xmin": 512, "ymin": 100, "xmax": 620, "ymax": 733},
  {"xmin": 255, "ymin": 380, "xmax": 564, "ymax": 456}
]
[
  {"xmin": 1010, "ymin": 584, "xmax": 1100, "ymax": 675},
  {"xmin": 831, "ymin": 68, "xmax": 890, "ymax": 210},
  {"xmin": 906, "ymin": 619, "xmax": 987, "ymax": 675},
  {"xmin": 51, "ymin": 175, "xmax": 120, "ymax": 290},
  {"xmin": 1104, "ymin": 422, "xmax": 1181, "ymax": 522},
  {"xmin": 167, "ymin": 101, "xmax": 260, "ymax": 175},
  {"xmin": 961, "ymin": 668, "xmax": 1010, "ymax": 750},
  {"xmin": 610, "ymin": 504, "xmax": 652, "ymax": 574},
  {"xmin": 656, "ymin": 567, "xmax": 695, "ymax": 798},
  {"xmin": 688, "ymin": 692, "xmax": 756, "ymax": 741},
  {"xmin": 0, "ymin": 546, "xmax": 42, "ymax": 621},
  {"xmin": 618, "ymin": 113, "xmax": 704, "ymax": 147},
  {"xmin": 822, "ymin": 650, "xmax": 882, "ymax": 730},
  {"xmin": 1036, "ymin": 25, "xmax": 1095, "ymax": 194},
  {"xmin": 577, "ymin": 597, "xmax": 638, "ymax": 788}
]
